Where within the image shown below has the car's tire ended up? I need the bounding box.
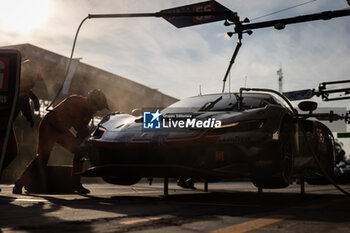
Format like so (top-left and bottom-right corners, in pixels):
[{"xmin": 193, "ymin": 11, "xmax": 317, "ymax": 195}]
[
  {"xmin": 252, "ymin": 120, "xmax": 294, "ymax": 188},
  {"xmin": 306, "ymin": 125, "xmax": 335, "ymax": 185},
  {"xmin": 278, "ymin": 121, "xmax": 294, "ymax": 185}
]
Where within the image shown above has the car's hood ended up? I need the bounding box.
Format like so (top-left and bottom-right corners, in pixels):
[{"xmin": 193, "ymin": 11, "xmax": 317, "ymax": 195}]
[
  {"xmin": 89, "ymin": 104, "xmax": 286, "ymax": 146},
  {"xmin": 97, "ymin": 105, "xmax": 283, "ymax": 133}
]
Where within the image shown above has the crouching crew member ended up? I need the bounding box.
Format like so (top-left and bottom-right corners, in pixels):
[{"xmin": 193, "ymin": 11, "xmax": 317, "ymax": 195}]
[{"xmin": 13, "ymin": 89, "xmax": 109, "ymax": 194}]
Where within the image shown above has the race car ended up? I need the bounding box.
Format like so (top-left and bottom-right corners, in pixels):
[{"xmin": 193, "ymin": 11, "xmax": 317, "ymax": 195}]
[{"xmin": 81, "ymin": 88, "xmax": 339, "ymax": 189}]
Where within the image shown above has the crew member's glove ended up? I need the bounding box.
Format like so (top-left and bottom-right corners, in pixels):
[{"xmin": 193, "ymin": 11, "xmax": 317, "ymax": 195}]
[
  {"xmin": 33, "ymin": 99, "xmax": 40, "ymax": 111},
  {"xmin": 29, "ymin": 91, "xmax": 40, "ymax": 111}
]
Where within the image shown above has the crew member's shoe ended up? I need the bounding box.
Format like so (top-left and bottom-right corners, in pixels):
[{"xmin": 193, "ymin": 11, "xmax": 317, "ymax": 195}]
[
  {"xmin": 73, "ymin": 183, "xmax": 90, "ymax": 194},
  {"xmin": 12, "ymin": 183, "xmax": 23, "ymax": 194},
  {"xmin": 177, "ymin": 179, "xmax": 187, "ymax": 189},
  {"xmin": 185, "ymin": 179, "xmax": 197, "ymax": 190},
  {"xmin": 177, "ymin": 179, "xmax": 196, "ymax": 190}
]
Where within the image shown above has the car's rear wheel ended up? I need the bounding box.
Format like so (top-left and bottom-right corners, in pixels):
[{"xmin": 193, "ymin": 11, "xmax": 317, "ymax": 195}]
[{"xmin": 306, "ymin": 125, "xmax": 335, "ymax": 185}]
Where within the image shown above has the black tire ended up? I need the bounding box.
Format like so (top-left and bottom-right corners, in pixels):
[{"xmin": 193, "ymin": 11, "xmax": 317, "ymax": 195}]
[
  {"xmin": 252, "ymin": 120, "xmax": 294, "ymax": 188},
  {"xmin": 278, "ymin": 121, "xmax": 294, "ymax": 186},
  {"xmin": 306, "ymin": 125, "xmax": 335, "ymax": 185}
]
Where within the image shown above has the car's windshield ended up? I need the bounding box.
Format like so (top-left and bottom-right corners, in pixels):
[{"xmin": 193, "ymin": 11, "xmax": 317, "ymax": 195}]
[{"xmin": 162, "ymin": 93, "xmax": 279, "ymax": 114}]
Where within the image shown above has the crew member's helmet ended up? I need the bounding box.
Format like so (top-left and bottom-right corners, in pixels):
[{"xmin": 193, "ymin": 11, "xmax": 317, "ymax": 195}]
[{"xmin": 87, "ymin": 89, "xmax": 109, "ymax": 111}]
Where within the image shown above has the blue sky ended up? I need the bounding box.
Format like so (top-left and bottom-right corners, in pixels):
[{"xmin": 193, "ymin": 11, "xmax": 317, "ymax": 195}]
[{"xmin": 1, "ymin": 0, "xmax": 350, "ymax": 107}]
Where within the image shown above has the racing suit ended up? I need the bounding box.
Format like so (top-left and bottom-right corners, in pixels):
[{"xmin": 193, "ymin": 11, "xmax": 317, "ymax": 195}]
[{"xmin": 14, "ymin": 95, "xmax": 95, "ymax": 193}]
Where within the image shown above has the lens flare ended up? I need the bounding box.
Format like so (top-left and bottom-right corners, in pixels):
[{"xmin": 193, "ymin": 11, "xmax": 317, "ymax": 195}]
[{"xmin": 0, "ymin": 0, "xmax": 51, "ymax": 33}]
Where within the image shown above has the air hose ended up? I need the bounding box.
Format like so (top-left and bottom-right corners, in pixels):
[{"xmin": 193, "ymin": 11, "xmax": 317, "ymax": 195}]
[
  {"xmin": 300, "ymin": 125, "xmax": 350, "ymax": 196},
  {"xmin": 46, "ymin": 16, "xmax": 89, "ymax": 111}
]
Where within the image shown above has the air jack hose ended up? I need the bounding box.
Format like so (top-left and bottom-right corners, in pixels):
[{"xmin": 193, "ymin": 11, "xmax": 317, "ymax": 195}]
[
  {"xmin": 46, "ymin": 16, "xmax": 89, "ymax": 110},
  {"xmin": 301, "ymin": 125, "xmax": 350, "ymax": 196}
]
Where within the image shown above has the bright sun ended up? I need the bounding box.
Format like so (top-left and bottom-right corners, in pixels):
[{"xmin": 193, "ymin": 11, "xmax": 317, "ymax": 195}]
[{"xmin": 0, "ymin": 0, "xmax": 51, "ymax": 33}]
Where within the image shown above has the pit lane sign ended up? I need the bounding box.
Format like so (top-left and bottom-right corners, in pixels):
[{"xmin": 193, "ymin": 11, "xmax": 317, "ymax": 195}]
[
  {"xmin": 160, "ymin": 0, "xmax": 234, "ymax": 28},
  {"xmin": 0, "ymin": 50, "xmax": 21, "ymax": 171}
]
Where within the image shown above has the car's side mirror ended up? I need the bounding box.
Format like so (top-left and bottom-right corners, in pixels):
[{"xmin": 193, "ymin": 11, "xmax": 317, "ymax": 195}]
[{"xmin": 298, "ymin": 101, "xmax": 318, "ymax": 113}]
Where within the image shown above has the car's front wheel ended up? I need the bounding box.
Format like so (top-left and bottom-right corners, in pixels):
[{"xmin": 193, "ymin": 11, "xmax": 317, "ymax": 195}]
[{"xmin": 252, "ymin": 120, "xmax": 294, "ymax": 188}]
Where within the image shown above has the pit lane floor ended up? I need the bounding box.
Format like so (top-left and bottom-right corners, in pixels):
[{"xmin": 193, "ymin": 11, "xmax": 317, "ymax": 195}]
[{"xmin": 1, "ymin": 182, "xmax": 350, "ymax": 233}]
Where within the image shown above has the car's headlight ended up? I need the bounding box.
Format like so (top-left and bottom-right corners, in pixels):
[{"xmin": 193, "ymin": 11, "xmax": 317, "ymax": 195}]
[
  {"xmin": 92, "ymin": 126, "xmax": 106, "ymax": 138},
  {"xmin": 217, "ymin": 122, "xmax": 240, "ymax": 129},
  {"xmin": 216, "ymin": 120, "xmax": 264, "ymax": 131}
]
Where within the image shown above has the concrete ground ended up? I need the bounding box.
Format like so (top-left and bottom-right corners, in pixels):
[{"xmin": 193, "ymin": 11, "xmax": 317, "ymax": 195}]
[{"xmin": 1, "ymin": 181, "xmax": 350, "ymax": 233}]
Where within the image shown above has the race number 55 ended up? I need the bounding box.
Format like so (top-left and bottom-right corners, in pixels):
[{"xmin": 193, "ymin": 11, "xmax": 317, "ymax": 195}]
[{"xmin": 193, "ymin": 2, "xmax": 215, "ymax": 23}]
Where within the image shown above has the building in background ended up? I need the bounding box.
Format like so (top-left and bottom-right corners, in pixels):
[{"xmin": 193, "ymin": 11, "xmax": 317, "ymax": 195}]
[
  {"xmin": 0, "ymin": 44, "xmax": 178, "ymax": 182},
  {"xmin": 0, "ymin": 44, "xmax": 177, "ymax": 114}
]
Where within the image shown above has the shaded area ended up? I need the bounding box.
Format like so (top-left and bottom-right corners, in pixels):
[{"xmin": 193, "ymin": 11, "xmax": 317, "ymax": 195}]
[
  {"xmin": 1, "ymin": 183, "xmax": 350, "ymax": 232},
  {"xmin": 0, "ymin": 43, "xmax": 178, "ymax": 183}
]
